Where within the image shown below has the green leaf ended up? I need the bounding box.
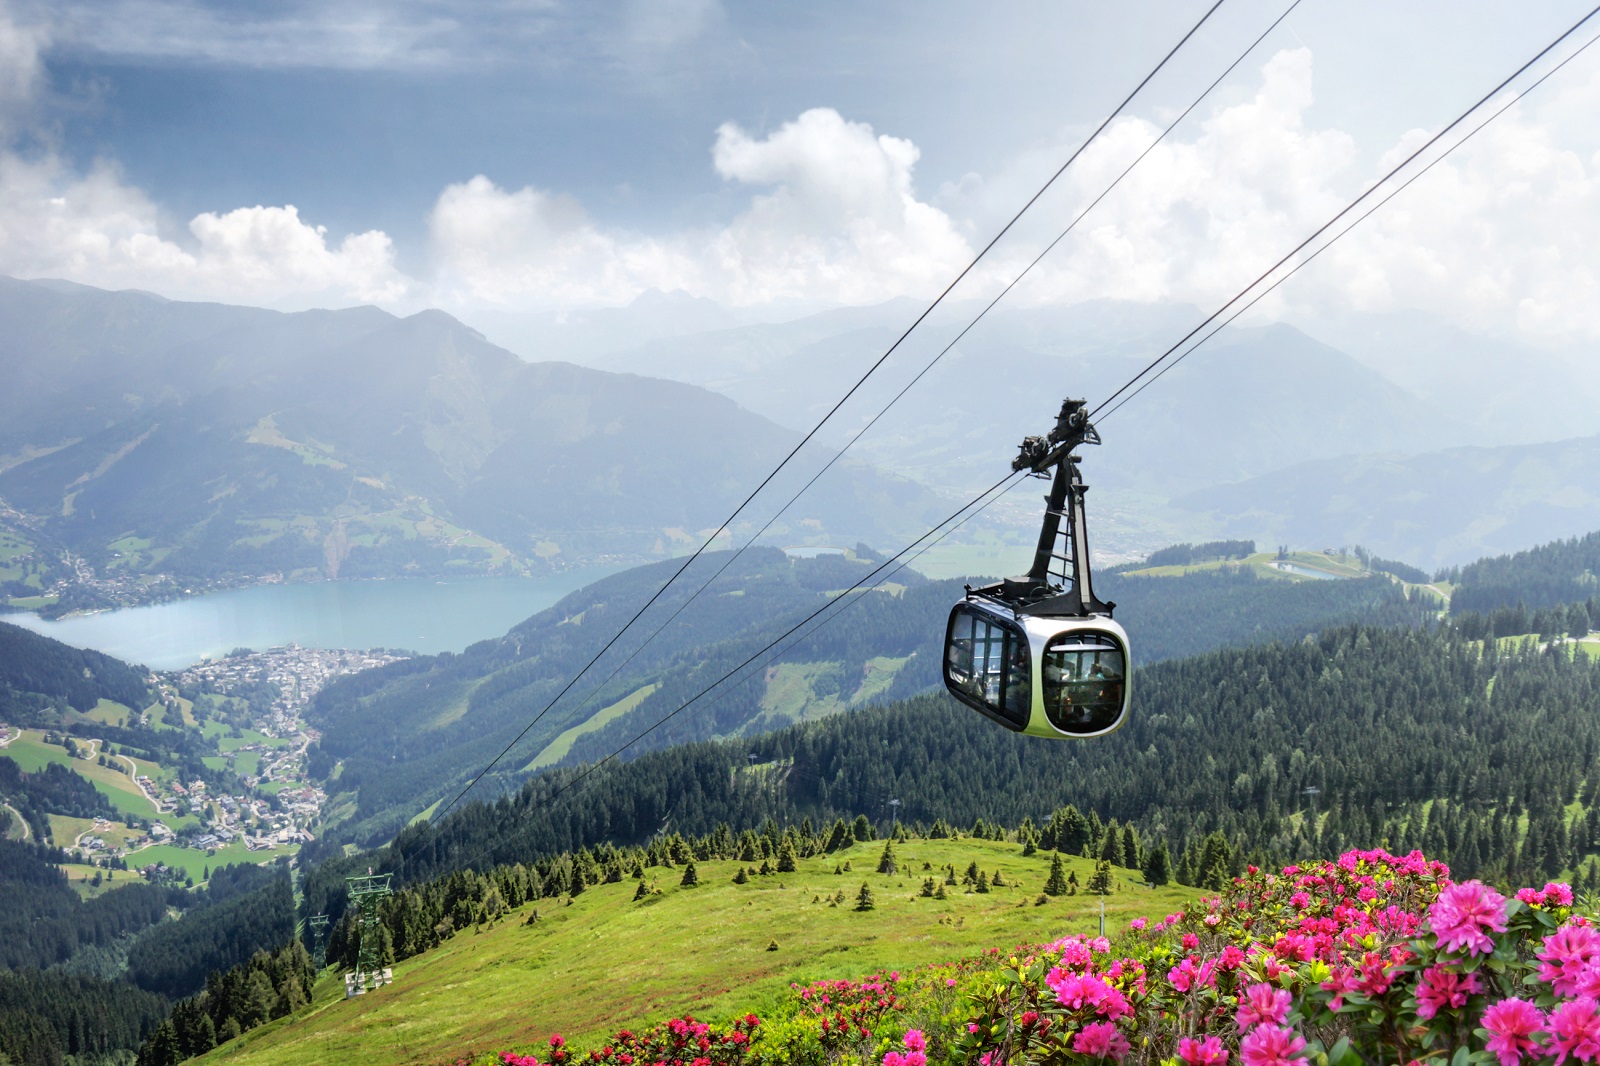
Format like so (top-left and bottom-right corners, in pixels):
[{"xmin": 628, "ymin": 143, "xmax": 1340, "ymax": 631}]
[{"xmin": 1451, "ymin": 1045, "xmax": 1471, "ymax": 1066}]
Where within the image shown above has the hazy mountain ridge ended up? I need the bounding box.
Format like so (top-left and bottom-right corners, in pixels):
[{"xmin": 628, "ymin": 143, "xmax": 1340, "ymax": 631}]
[
  {"xmin": 0, "ymin": 278, "xmax": 943, "ymax": 602},
  {"xmin": 1172, "ymin": 434, "xmax": 1600, "ymax": 570},
  {"xmin": 464, "ymin": 293, "xmax": 1600, "ymax": 568}
]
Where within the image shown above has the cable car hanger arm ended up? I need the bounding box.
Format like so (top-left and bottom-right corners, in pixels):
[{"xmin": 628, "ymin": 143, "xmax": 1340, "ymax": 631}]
[{"xmin": 967, "ymin": 397, "xmax": 1114, "ymax": 620}]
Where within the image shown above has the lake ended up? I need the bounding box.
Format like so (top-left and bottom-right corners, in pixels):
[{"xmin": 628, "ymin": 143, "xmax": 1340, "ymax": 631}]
[{"xmin": 4, "ymin": 569, "xmax": 624, "ymax": 670}]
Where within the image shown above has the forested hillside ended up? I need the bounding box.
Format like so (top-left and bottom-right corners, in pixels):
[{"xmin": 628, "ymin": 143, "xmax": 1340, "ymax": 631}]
[
  {"xmin": 301, "ymin": 620, "xmax": 1600, "ymax": 920},
  {"xmin": 1447, "ymin": 529, "xmax": 1600, "ymax": 614},
  {"xmin": 0, "ymin": 620, "xmax": 153, "ymax": 724},
  {"xmin": 304, "ymin": 547, "xmax": 1431, "ymax": 847}
]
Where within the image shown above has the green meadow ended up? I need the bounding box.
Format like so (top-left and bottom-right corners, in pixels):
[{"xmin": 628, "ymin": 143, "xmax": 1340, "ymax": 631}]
[{"xmin": 198, "ymin": 838, "xmax": 1196, "ymax": 1066}]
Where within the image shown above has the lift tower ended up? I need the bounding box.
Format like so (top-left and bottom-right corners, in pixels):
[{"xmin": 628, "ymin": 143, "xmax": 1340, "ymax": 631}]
[{"xmin": 343, "ymin": 871, "xmax": 394, "ymax": 998}]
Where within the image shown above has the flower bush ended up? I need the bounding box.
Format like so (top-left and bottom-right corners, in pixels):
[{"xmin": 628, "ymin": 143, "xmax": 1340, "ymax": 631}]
[{"xmin": 496, "ymin": 849, "xmax": 1600, "ymax": 1066}]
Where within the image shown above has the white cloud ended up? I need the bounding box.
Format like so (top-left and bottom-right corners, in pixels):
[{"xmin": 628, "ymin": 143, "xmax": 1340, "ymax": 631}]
[
  {"xmin": 428, "ymin": 108, "xmax": 974, "ymax": 308},
  {"xmin": 7, "ymin": 11, "xmax": 1600, "ymax": 342},
  {"xmin": 0, "ymin": 0, "xmax": 408, "ymax": 306},
  {"xmin": 0, "ymin": 153, "xmax": 410, "ymax": 306},
  {"xmin": 938, "ymin": 47, "xmax": 1600, "ymax": 341}
]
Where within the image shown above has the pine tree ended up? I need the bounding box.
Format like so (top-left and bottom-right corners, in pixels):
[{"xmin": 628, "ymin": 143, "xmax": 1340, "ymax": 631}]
[
  {"xmin": 934, "ymin": 881, "xmax": 948, "ymax": 900},
  {"xmin": 777, "ymin": 840, "xmax": 798, "ymax": 873},
  {"xmin": 1087, "ymin": 859, "xmax": 1114, "ymax": 895},
  {"xmin": 732, "ymin": 867, "xmax": 749, "ymax": 885},
  {"xmin": 920, "ymin": 877, "xmax": 936, "ymax": 897},
  {"xmin": 855, "ymin": 882, "xmax": 876, "ymax": 911},
  {"xmin": 1043, "ymin": 852, "xmax": 1070, "ymax": 896},
  {"xmin": 680, "ymin": 861, "xmax": 700, "ymax": 888},
  {"xmin": 852, "ymin": 814, "xmax": 873, "ymax": 842},
  {"xmin": 1100, "ymin": 820, "xmax": 1125, "ymax": 867},
  {"xmin": 975, "ymin": 871, "xmax": 990, "ymax": 893},
  {"xmin": 992, "ymin": 869, "xmax": 1007, "ymax": 887},
  {"xmin": 1142, "ymin": 842, "xmax": 1173, "ymax": 887},
  {"xmin": 877, "ymin": 840, "xmax": 898, "ymax": 875},
  {"xmin": 1121, "ymin": 824, "xmax": 1141, "ymax": 870},
  {"xmin": 826, "ymin": 818, "xmax": 851, "ymax": 852}
]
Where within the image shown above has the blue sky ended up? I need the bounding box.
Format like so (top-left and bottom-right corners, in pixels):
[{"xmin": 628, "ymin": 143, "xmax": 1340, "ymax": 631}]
[{"xmin": 5, "ymin": 0, "xmax": 1600, "ymax": 336}]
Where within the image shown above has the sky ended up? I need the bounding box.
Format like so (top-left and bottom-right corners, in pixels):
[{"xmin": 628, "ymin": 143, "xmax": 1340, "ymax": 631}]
[{"xmin": 3, "ymin": 0, "xmax": 1600, "ymax": 340}]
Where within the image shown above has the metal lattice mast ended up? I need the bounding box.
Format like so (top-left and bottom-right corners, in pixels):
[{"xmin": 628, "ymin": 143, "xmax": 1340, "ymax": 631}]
[
  {"xmin": 344, "ymin": 871, "xmax": 393, "ymax": 996},
  {"xmin": 308, "ymin": 914, "xmax": 330, "ymax": 969}
]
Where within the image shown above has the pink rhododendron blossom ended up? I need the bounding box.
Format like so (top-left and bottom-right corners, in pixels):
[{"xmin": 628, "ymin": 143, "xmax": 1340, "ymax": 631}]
[
  {"xmin": 1071, "ymin": 1021, "xmax": 1130, "ymax": 1061},
  {"xmin": 1048, "ymin": 970, "xmax": 1131, "ymax": 1020},
  {"xmin": 1548, "ymin": 883, "xmax": 1576, "ymax": 907},
  {"xmin": 1129, "ymin": 918, "xmax": 1147, "ymax": 931},
  {"xmin": 1179, "ymin": 1035, "xmax": 1229, "ymax": 1065},
  {"xmin": 1239, "ymin": 1025, "xmax": 1306, "ymax": 1066},
  {"xmin": 1429, "ymin": 881, "xmax": 1509, "ymax": 955},
  {"xmin": 1482, "ymin": 999, "xmax": 1547, "ymax": 1066},
  {"xmin": 1236, "ymin": 983, "xmax": 1292, "ymax": 1030},
  {"xmin": 1414, "ymin": 966, "xmax": 1482, "ymax": 1019},
  {"xmin": 1182, "ymin": 933, "xmax": 1200, "ymax": 950},
  {"xmin": 1320, "ymin": 965, "xmax": 1360, "ymax": 1011},
  {"xmin": 1540, "ymin": 925, "xmax": 1600, "ymax": 997},
  {"xmin": 1548, "ymin": 997, "xmax": 1600, "ymax": 1064}
]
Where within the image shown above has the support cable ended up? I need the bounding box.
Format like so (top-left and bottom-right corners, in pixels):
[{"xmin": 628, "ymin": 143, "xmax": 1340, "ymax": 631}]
[
  {"xmin": 461, "ymin": 0, "xmax": 1303, "ymax": 794},
  {"xmin": 1090, "ymin": 0, "xmax": 1600, "ymax": 418},
  {"xmin": 1097, "ymin": 23, "xmax": 1600, "ymax": 421},
  {"xmin": 422, "ymin": 1, "xmax": 1229, "ymax": 826}
]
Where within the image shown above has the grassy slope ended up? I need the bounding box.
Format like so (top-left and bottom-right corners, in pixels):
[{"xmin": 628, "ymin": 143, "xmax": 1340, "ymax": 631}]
[
  {"xmin": 199, "ymin": 840, "xmax": 1196, "ymax": 1066},
  {"xmin": 5, "ymin": 729, "xmax": 160, "ymax": 818}
]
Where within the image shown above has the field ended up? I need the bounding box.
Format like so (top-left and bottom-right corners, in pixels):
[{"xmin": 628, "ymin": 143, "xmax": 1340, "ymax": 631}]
[
  {"xmin": 134, "ymin": 839, "xmax": 297, "ymax": 882},
  {"xmin": 197, "ymin": 839, "xmax": 1195, "ymax": 1066},
  {"xmin": 525, "ymin": 684, "xmax": 659, "ymax": 771},
  {"xmin": 4, "ymin": 730, "xmax": 161, "ymax": 819},
  {"xmin": 1119, "ymin": 550, "xmax": 1370, "ymax": 581}
]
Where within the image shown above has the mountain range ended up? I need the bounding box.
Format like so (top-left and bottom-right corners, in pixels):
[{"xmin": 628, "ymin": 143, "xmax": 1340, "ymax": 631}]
[
  {"xmin": 0, "ymin": 278, "xmax": 940, "ymax": 600},
  {"xmin": 467, "ymin": 291, "xmax": 1600, "ymax": 567}
]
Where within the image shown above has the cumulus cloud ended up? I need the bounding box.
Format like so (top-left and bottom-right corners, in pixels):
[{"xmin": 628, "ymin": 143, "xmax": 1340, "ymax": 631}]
[
  {"xmin": 0, "ymin": 153, "xmax": 410, "ymax": 306},
  {"xmin": 941, "ymin": 47, "xmax": 1600, "ymax": 340},
  {"xmin": 0, "ymin": 0, "xmax": 408, "ymax": 307},
  {"xmin": 7, "ymin": 9, "xmax": 1600, "ymax": 341},
  {"xmin": 429, "ymin": 108, "xmax": 974, "ymax": 308}
]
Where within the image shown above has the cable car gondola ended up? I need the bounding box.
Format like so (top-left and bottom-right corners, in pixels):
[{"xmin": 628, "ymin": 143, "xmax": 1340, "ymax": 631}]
[{"xmin": 943, "ymin": 398, "xmax": 1131, "ymax": 739}]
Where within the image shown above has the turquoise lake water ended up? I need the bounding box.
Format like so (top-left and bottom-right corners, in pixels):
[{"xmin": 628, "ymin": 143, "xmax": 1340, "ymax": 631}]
[{"xmin": 5, "ymin": 569, "xmax": 622, "ymax": 670}]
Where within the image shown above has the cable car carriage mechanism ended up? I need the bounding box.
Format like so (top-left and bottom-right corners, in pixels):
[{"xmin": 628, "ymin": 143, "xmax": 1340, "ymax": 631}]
[{"xmin": 943, "ymin": 397, "xmax": 1130, "ymax": 739}]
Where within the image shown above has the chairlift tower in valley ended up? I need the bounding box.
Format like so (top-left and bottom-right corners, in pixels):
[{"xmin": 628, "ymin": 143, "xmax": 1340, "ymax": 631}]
[{"xmin": 344, "ymin": 871, "xmax": 394, "ymax": 998}]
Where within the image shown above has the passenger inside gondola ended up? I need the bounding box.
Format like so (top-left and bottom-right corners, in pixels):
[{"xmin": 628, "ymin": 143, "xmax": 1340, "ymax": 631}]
[{"xmin": 1042, "ymin": 635, "xmax": 1125, "ymax": 734}]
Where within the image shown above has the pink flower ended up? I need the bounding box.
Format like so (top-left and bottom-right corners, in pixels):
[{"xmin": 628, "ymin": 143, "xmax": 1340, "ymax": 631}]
[
  {"xmin": 1182, "ymin": 933, "xmax": 1200, "ymax": 950},
  {"xmin": 1236, "ymin": 983, "xmax": 1292, "ymax": 1030},
  {"xmin": 903, "ymin": 1031, "xmax": 926, "ymax": 1053},
  {"xmin": 1239, "ymin": 1025, "xmax": 1306, "ymax": 1066},
  {"xmin": 1540, "ymin": 925, "xmax": 1600, "ymax": 997},
  {"xmin": 946, "ymin": 978, "xmax": 957, "ymax": 987},
  {"xmin": 1549, "ymin": 997, "xmax": 1600, "ymax": 1064},
  {"xmin": 1482, "ymin": 999, "xmax": 1546, "ymax": 1066},
  {"xmin": 1057, "ymin": 939, "xmax": 1093, "ymax": 969},
  {"xmin": 1414, "ymin": 966, "xmax": 1482, "ymax": 1019},
  {"xmin": 1548, "ymin": 883, "xmax": 1577, "ymax": 907},
  {"xmin": 1430, "ymin": 881, "xmax": 1510, "ymax": 955},
  {"xmin": 1320, "ymin": 965, "xmax": 1360, "ymax": 1011},
  {"xmin": 1178, "ymin": 1036, "xmax": 1229, "ymax": 1066},
  {"xmin": 1071, "ymin": 1021, "xmax": 1130, "ymax": 1061},
  {"xmin": 1129, "ymin": 918, "xmax": 1147, "ymax": 931},
  {"xmin": 1048, "ymin": 971, "xmax": 1132, "ymax": 1020},
  {"xmin": 1220, "ymin": 945, "xmax": 1246, "ymax": 970}
]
